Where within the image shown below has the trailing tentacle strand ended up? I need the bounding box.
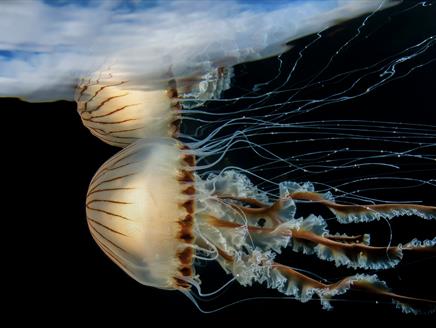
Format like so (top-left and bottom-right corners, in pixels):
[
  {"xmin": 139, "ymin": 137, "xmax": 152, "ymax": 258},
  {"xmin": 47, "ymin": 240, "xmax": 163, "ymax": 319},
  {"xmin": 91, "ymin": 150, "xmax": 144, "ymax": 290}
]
[
  {"xmin": 289, "ymin": 215, "xmax": 404, "ymax": 270},
  {"xmin": 214, "ymin": 190, "xmax": 435, "ymax": 270},
  {"xmin": 289, "ymin": 189, "xmax": 436, "ymax": 223},
  {"xmin": 271, "ymin": 264, "xmax": 436, "ymax": 314}
]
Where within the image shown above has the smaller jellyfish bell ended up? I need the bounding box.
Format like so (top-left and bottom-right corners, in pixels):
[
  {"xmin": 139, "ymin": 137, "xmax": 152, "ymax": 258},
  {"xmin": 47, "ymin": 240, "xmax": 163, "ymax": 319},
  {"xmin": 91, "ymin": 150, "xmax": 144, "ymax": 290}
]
[
  {"xmin": 86, "ymin": 138, "xmax": 436, "ymax": 314},
  {"xmin": 76, "ymin": 68, "xmax": 232, "ymax": 147}
]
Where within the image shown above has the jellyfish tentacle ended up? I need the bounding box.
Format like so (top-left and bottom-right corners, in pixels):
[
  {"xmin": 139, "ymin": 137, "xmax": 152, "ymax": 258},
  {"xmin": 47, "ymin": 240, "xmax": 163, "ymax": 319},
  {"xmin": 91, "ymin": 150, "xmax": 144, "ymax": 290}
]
[
  {"xmin": 201, "ymin": 175, "xmax": 435, "ymax": 313},
  {"xmin": 218, "ymin": 194, "xmax": 295, "ymax": 226},
  {"xmin": 352, "ymin": 280, "xmax": 436, "ymax": 315},
  {"xmin": 198, "ymin": 216, "xmax": 436, "ymax": 314},
  {"xmin": 204, "ymin": 244, "xmax": 402, "ymax": 311},
  {"xmin": 206, "ymin": 212, "xmax": 435, "ymax": 269},
  {"xmin": 288, "ymin": 215, "xmax": 435, "ymax": 269},
  {"xmin": 402, "ymin": 237, "xmax": 436, "ymax": 250},
  {"xmin": 292, "ymin": 230, "xmax": 436, "ymax": 254},
  {"xmin": 289, "ymin": 191, "xmax": 436, "ymax": 223},
  {"xmin": 205, "ymin": 214, "xmax": 293, "ymax": 253},
  {"xmin": 271, "ymin": 263, "xmax": 436, "ymax": 314},
  {"xmin": 271, "ymin": 263, "xmax": 370, "ymax": 310},
  {"xmin": 218, "ymin": 195, "xmax": 270, "ymax": 209},
  {"xmin": 290, "ymin": 225, "xmax": 403, "ymax": 270},
  {"xmin": 324, "ymin": 233, "xmax": 369, "ymax": 244}
]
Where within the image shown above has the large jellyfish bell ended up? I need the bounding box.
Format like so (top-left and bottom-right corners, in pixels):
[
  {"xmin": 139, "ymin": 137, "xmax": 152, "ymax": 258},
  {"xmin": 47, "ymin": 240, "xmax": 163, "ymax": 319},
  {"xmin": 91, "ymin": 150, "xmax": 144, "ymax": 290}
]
[{"xmin": 86, "ymin": 137, "xmax": 436, "ymax": 314}]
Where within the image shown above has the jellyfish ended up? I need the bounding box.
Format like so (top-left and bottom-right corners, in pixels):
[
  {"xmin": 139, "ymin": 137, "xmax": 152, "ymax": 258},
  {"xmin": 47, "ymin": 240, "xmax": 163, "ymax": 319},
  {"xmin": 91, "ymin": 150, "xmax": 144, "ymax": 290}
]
[
  {"xmin": 1, "ymin": 0, "xmax": 435, "ymax": 316},
  {"xmin": 72, "ymin": 0, "xmax": 402, "ymax": 147},
  {"xmin": 75, "ymin": 67, "xmax": 233, "ymax": 146},
  {"xmin": 85, "ymin": 137, "xmax": 436, "ymax": 314},
  {"xmin": 69, "ymin": 1, "xmax": 436, "ymax": 314}
]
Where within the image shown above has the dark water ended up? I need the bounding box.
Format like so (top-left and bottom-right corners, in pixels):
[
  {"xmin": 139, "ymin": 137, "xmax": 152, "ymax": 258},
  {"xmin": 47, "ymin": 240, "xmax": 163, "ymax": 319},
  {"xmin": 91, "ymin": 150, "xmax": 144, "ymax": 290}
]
[{"xmin": 5, "ymin": 1, "xmax": 436, "ymax": 324}]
